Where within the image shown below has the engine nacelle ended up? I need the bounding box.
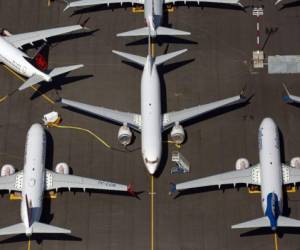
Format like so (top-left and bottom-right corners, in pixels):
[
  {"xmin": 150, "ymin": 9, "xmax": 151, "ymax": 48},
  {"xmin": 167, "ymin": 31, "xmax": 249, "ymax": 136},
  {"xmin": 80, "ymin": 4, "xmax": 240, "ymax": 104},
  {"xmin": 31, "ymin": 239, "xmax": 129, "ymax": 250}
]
[
  {"xmin": 0, "ymin": 29, "xmax": 12, "ymax": 37},
  {"xmin": 55, "ymin": 162, "xmax": 70, "ymax": 175},
  {"xmin": 290, "ymin": 157, "xmax": 300, "ymax": 168},
  {"xmin": 170, "ymin": 124, "xmax": 185, "ymax": 145},
  {"xmin": 1, "ymin": 164, "xmax": 15, "ymax": 176},
  {"xmin": 235, "ymin": 158, "xmax": 250, "ymax": 170},
  {"xmin": 118, "ymin": 125, "xmax": 132, "ymax": 146}
]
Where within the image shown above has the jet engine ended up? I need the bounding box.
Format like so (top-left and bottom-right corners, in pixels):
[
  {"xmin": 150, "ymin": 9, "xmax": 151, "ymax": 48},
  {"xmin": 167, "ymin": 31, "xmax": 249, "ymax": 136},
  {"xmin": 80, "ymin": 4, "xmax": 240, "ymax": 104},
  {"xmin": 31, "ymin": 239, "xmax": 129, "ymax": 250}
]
[
  {"xmin": 235, "ymin": 158, "xmax": 250, "ymax": 170},
  {"xmin": 0, "ymin": 29, "xmax": 12, "ymax": 37},
  {"xmin": 290, "ymin": 157, "xmax": 300, "ymax": 168},
  {"xmin": 55, "ymin": 162, "xmax": 70, "ymax": 175},
  {"xmin": 118, "ymin": 125, "xmax": 132, "ymax": 146},
  {"xmin": 1, "ymin": 164, "xmax": 15, "ymax": 176},
  {"xmin": 170, "ymin": 124, "xmax": 185, "ymax": 144}
]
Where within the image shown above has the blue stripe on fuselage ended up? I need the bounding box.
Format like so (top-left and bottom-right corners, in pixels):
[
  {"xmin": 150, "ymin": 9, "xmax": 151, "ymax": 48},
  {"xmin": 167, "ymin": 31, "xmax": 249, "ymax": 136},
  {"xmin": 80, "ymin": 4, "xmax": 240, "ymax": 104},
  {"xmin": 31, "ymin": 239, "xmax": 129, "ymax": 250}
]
[{"xmin": 265, "ymin": 192, "xmax": 280, "ymax": 231}]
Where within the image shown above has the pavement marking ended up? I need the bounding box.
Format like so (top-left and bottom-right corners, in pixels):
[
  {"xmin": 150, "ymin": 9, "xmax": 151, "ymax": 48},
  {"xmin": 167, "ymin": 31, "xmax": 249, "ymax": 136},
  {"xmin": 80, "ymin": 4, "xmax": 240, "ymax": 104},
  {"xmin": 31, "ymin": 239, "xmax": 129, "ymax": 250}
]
[
  {"xmin": 27, "ymin": 238, "xmax": 31, "ymax": 250},
  {"xmin": 150, "ymin": 175, "xmax": 154, "ymax": 250},
  {"xmin": 48, "ymin": 123, "xmax": 112, "ymax": 149},
  {"xmin": 1, "ymin": 64, "xmax": 55, "ymax": 105},
  {"xmin": 274, "ymin": 233, "xmax": 279, "ymax": 250}
]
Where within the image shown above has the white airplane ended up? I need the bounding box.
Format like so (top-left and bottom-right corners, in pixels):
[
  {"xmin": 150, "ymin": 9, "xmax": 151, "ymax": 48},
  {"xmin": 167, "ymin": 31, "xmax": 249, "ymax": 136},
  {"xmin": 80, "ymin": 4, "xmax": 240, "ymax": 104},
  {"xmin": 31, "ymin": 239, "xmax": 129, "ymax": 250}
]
[
  {"xmin": 0, "ymin": 123, "xmax": 132, "ymax": 237},
  {"xmin": 64, "ymin": 0, "xmax": 242, "ymax": 37},
  {"xmin": 172, "ymin": 117, "xmax": 300, "ymax": 231},
  {"xmin": 60, "ymin": 41, "xmax": 247, "ymax": 175},
  {"xmin": 0, "ymin": 25, "xmax": 84, "ymax": 91}
]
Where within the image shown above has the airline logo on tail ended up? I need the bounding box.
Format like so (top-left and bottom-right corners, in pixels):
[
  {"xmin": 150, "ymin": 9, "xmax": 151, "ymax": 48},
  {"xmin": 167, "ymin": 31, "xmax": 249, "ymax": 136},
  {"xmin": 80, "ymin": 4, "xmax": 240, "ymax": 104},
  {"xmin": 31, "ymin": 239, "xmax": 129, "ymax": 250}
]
[{"xmin": 265, "ymin": 192, "xmax": 280, "ymax": 230}]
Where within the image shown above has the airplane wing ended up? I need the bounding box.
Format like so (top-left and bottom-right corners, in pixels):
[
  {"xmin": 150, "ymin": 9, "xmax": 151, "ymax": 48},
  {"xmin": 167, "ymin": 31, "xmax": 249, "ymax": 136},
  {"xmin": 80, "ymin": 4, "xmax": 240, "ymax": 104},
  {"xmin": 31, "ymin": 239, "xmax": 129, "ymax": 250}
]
[
  {"xmin": 0, "ymin": 171, "xmax": 23, "ymax": 192},
  {"xmin": 282, "ymin": 164, "xmax": 300, "ymax": 185},
  {"xmin": 4, "ymin": 25, "xmax": 83, "ymax": 48},
  {"xmin": 174, "ymin": 165, "xmax": 260, "ymax": 192},
  {"xmin": 163, "ymin": 93, "xmax": 246, "ymax": 130},
  {"xmin": 164, "ymin": 0, "xmax": 243, "ymax": 6},
  {"xmin": 45, "ymin": 170, "xmax": 129, "ymax": 192},
  {"xmin": 60, "ymin": 98, "xmax": 142, "ymax": 131},
  {"xmin": 64, "ymin": 0, "xmax": 144, "ymax": 11},
  {"xmin": 282, "ymin": 84, "xmax": 300, "ymax": 105}
]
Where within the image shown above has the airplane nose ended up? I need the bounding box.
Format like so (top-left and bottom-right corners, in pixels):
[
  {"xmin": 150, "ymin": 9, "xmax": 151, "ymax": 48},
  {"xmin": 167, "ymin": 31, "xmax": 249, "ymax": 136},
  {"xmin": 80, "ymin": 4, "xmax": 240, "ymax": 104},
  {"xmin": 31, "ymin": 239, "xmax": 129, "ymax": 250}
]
[{"xmin": 144, "ymin": 157, "xmax": 159, "ymax": 175}]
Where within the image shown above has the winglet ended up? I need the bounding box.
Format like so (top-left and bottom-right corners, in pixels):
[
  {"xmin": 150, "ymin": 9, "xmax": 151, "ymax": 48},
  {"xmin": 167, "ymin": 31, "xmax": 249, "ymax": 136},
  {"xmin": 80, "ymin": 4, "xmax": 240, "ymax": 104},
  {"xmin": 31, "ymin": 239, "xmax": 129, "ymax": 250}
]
[
  {"xmin": 282, "ymin": 83, "xmax": 292, "ymax": 103},
  {"xmin": 169, "ymin": 183, "xmax": 177, "ymax": 195},
  {"xmin": 127, "ymin": 184, "xmax": 135, "ymax": 196},
  {"xmin": 63, "ymin": 1, "xmax": 71, "ymax": 11},
  {"xmin": 275, "ymin": 0, "xmax": 282, "ymax": 5}
]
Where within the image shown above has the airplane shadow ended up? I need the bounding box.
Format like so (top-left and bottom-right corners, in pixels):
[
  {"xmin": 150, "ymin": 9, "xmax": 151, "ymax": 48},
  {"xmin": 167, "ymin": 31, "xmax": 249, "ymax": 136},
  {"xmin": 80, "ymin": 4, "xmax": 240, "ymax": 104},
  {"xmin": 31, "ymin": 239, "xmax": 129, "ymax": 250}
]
[
  {"xmin": 30, "ymin": 74, "xmax": 93, "ymax": 101},
  {"xmin": 279, "ymin": 1, "xmax": 300, "ymax": 10}
]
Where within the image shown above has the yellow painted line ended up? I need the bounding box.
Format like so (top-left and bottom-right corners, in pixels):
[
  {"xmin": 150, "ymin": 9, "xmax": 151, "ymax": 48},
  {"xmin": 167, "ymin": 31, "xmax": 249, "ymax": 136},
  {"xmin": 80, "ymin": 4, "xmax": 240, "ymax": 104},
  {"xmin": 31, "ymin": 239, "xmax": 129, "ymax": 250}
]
[
  {"xmin": 27, "ymin": 238, "xmax": 31, "ymax": 250},
  {"xmin": 151, "ymin": 41, "xmax": 155, "ymax": 58},
  {"xmin": 1, "ymin": 64, "xmax": 55, "ymax": 105},
  {"xmin": 49, "ymin": 124, "xmax": 112, "ymax": 149},
  {"xmin": 274, "ymin": 233, "xmax": 279, "ymax": 250},
  {"xmin": 150, "ymin": 175, "xmax": 154, "ymax": 250},
  {"xmin": 48, "ymin": 0, "xmax": 51, "ymax": 7}
]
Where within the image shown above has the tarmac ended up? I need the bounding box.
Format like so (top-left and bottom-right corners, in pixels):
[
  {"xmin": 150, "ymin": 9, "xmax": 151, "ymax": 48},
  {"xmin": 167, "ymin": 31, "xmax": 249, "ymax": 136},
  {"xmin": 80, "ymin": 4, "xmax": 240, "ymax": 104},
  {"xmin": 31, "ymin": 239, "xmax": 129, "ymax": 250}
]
[{"xmin": 0, "ymin": 0, "xmax": 300, "ymax": 249}]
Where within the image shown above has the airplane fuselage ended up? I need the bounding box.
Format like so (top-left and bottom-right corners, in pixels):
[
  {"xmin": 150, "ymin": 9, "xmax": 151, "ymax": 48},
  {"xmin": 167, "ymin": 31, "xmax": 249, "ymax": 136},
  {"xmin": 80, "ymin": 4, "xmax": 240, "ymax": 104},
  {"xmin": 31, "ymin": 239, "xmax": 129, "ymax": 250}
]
[
  {"xmin": 141, "ymin": 56, "xmax": 162, "ymax": 174},
  {"xmin": 20, "ymin": 123, "xmax": 46, "ymax": 236},
  {"xmin": 258, "ymin": 118, "xmax": 283, "ymax": 230},
  {"xmin": 0, "ymin": 36, "xmax": 50, "ymax": 81},
  {"xmin": 144, "ymin": 0, "xmax": 163, "ymax": 37}
]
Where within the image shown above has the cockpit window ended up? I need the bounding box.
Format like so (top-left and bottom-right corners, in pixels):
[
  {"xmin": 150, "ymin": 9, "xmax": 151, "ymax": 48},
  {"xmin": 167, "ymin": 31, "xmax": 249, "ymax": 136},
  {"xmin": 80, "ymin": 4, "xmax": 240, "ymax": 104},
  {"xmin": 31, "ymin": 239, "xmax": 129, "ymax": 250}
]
[{"xmin": 145, "ymin": 158, "xmax": 158, "ymax": 164}]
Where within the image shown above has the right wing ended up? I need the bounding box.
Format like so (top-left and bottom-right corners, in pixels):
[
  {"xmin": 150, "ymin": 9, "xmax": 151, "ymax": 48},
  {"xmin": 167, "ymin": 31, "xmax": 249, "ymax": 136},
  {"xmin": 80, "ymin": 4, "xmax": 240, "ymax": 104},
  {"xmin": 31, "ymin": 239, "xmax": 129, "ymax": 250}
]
[
  {"xmin": 4, "ymin": 25, "xmax": 83, "ymax": 49},
  {"xmin": 64, "ymin": 0, "xmax": 144, "ymax": 11},
  {"xmin": 45, "ymin": 170, "xmax": 129, "ymax": 192},
  {"xmin": 164, "ymin": 0, "xmax": 242, "ymax": 6},
  {"xmin": 163, "ymin": 93, "xmax": 246, "ymax": 130},
  {"xmin": 174, "ymin": 165, "xmax": 260, "ymax": 191},
  {"xmin": 60, "ymin": 98, "xmax": 142, "ymax": 131},
  {"xmin": 0, "ymin": 171, "xmax": 23, "ymax": 192}
]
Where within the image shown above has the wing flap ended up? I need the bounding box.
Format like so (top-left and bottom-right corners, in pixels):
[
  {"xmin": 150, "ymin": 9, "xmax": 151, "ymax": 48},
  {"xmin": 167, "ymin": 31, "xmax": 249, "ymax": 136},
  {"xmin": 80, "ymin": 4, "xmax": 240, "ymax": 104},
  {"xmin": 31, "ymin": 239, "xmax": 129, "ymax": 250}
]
[
  {"xmin": 282, "ymin": 164, "xmax": 300, "ymax": 185},
  {"xmin": 175, "ymin": 165, "xmax": 260, "ymax": 191},
  {"xmin": 60, "ymin": 98, "xmax": 141, "ymax": 131},
  {"xmin": 0, "ymin": 171, "xmax": 23, "ymax": 192},
  {"xmin": 46, "ymin": 170, "xmax": 128, "ymax": 192}
]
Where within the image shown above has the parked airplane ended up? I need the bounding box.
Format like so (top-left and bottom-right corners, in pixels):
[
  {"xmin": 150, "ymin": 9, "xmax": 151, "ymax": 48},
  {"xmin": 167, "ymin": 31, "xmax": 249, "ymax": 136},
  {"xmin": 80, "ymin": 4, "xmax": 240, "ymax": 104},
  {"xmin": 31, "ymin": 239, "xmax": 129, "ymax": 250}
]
[
  {"xmin": 0, "ymin": 25, "xmax": 84, "ymax": 91},
  {"xmin": 64, "ymin": 0, "xmax": 242, "ymax": 37},
  {"xmin": 0, "ymin": 123, "xmax": 132, "ymax": 237},
  {"xmin": 60, "ymin": 41, "xmax": 247, "ymax": 175},
  {"xmin": 171, "ymin": 118, "xmax": 300, "ymax": 231}
]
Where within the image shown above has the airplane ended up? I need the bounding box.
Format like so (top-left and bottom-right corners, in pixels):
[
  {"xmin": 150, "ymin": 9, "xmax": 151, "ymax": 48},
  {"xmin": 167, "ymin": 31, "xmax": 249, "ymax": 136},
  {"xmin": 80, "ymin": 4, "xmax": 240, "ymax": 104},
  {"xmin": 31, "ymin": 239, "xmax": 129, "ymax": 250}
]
[
  {"xmin": 171, "ymin": 117, "xmax": 300, "ymax": 231},
  {"xmin": 0, "ymin": 25, "xmax": 85, "ymax": 91},
  {"xmin": 63, "ymin": 0, "xmax": 242, "ymax": 38},
  {"xmin": 60, "ymin": 40, "xmax": 247, "ymax": 175},
  {"xmin": 0, "ymin": 123, "xmax": 133, "ymax": 237}
]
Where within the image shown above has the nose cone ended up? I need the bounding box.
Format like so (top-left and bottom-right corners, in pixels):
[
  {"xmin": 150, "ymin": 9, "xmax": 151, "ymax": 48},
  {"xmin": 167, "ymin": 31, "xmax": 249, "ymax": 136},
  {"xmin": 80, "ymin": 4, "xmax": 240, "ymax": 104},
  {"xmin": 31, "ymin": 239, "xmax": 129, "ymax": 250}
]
[
  {"xmin": 260, "ymin": 117, "xmax": 276, "ymax": 129},
  {"xmin": 144, "ymin": 157, "xmax": 160, "ymax": 175},
  {"xmin": 29, "ymin": 123, "xmax": 43, "ymax": 133}
]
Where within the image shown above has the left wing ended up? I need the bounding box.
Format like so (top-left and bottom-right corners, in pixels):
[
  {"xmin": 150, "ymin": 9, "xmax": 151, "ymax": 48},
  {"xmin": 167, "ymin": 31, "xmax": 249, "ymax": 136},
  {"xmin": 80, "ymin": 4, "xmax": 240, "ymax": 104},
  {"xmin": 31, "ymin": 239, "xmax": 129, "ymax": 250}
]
[
  {"xmin": 164, "ymin": 0, "xmax": 243, "ymax": 6},
  {"xmin": 174, "ymin": 165, "xmax": 260, "ymax": 192},
  {"xmin": 4, "ymin": 25, "xmax": 83, "ymax": 48},
  {"xmin": 64, "ymin": 0, "xmax": 144, "ymax": 11},
  {"xmin": 45, "ymin": 170, "xmax": 129, "ymax": 192},
  {"xmin": 282, "ymin": 164, "xmax": 300, "ymax": 185},
  {"xmin": 163, "ymin": 93, "xmax": 246, "ymax": 130}
]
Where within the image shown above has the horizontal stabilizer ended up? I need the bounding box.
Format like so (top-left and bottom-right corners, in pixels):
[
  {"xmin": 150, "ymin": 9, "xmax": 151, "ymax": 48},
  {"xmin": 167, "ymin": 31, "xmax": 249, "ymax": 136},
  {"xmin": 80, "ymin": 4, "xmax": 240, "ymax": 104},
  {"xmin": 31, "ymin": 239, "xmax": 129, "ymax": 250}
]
[
  {"xmin": 0, "ymin": 223, "xmax": 25, "ymax": 236},
  {"xmin": 277, "ymin": 216, "xmax": 300, "ymax": 227},
  {"xmin": 231, "ymin": 217, "xmax": 270, "ymax": 229},
  {"xmin": 32, "ymin": 222, "xmax": 71, "ymax": 234},
  {"xmin": 155, "ymin": 49, "xmax": 187, "ymax": 65},
  {"xmin": 18, "ymin": 64, "xmax": 84, "ymax": 91},
  {"xmin": 112, "ymin": 50, "xmax": 146, "ymax": 66},
  {"xmin": 117, "ymin": 26, "xmax": 190, "ymax": 37}
]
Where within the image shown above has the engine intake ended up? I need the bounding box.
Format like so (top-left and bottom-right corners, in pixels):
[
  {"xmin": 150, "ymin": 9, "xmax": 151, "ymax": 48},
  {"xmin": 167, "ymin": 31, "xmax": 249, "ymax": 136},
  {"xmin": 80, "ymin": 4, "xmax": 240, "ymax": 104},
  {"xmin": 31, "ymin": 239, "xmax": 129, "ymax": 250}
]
[
  {"xmin": 55, "ymin": 162, "xmax": 70, "ymax": 174},
  {"xmin": 170, "ymin": 124, "xmax": 185, "ymax": 145},
  {"xmin": 235, "ymin": 158, "xmax": 250, "ymax": 170},
  {"xmin": 290, "ymin": 157, "xmax": 300, "ymax": 168},
  {"xmin": 118, "ymin": 125, "xmax": 132, "ymax": 146},
  {"xmin": 1, "ymin": 164, "xmax": 15, "ymax": 176}
]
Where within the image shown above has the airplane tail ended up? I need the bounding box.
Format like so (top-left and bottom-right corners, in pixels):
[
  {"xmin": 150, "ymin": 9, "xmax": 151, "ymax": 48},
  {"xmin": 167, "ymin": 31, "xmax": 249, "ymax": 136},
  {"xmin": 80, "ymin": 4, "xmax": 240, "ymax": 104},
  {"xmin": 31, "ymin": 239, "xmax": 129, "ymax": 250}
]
[
  {"xmin": 18, "ymin": 64, "xmax": 84, "ymax": 91},
  {"xmin": 0, "ymin": 222, "xmax": 71, "ymax": 236},
  {"xmin": 117, "ymin": 26, "xmax": 190, "ymax": 37},
  {"xmin": 112, "ymin": 49, "xmax": 187, "ymax": 67},
  {"xmin": 232, "ymin": 216, "xmax": 300, "ymax": 229}
]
